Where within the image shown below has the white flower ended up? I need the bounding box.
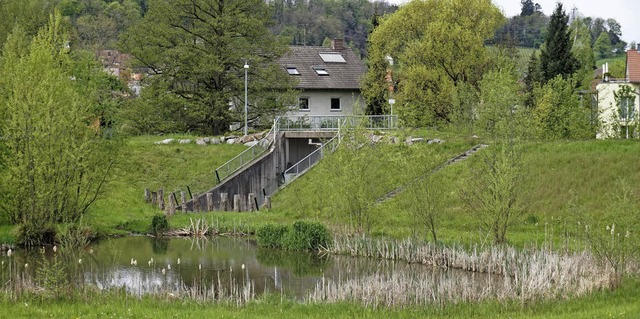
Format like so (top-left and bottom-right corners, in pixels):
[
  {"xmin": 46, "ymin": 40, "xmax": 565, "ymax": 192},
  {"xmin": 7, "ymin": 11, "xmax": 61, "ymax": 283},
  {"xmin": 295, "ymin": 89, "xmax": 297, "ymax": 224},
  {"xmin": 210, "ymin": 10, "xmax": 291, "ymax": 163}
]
[
  {"xmin": 162, "ymin": 268, "xmax": 166, "ymax": 275},
  {"xmin": 24, "ymin": 263, "xmax": 28, "ymax": 268},
  {"xmin": 167, "ymin": 264, "xmax": 171, "ymax": 270},
  {"xmin": 198, "ymin": 264, "xmax": 202, "ymax": 270},
  {"xmin": 78, "ymin": 259, "xmax": 82, "ymax": 264},
  {"xmin": 177, "ymin": 258, "xmax": 180, "ymax": 265},
  {"xmin": 53, "ymin": 246, "xmax": 57, "ymax": 253},
  {"xmin": 241, "ymin": 264, "xmax": 245, "ymax": 270},
  {"xmin": 611, "ymin": 224, "xmax": 615, "ymax": 235},
  {"xmin": 6, "ymin": 249, "xmax": 12, "ymax": 257}
]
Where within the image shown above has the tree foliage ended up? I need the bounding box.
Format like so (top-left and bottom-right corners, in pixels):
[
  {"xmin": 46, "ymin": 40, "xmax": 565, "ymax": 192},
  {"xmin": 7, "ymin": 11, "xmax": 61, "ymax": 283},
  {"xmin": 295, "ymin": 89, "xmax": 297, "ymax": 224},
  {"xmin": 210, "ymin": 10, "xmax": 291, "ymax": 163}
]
[
  {"xmin": 539, "ymin": 3, "xmax": 579, "ymax": 83},
  {"xmin": 119, "ymin": 0, "xmax": 295, "ymax": 134},
  {"xmin": 0, "ymin": 12, "xmax": 118, "ymax": 246},
  {"xmin": 363, "ymin": 0, "xmax": 504, "ymax": 127}
]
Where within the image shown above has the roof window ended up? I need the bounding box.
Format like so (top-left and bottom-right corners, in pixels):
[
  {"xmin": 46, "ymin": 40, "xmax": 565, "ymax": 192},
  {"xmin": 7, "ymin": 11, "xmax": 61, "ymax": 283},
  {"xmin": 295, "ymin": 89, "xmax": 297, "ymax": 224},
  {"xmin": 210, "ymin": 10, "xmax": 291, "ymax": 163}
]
[
  {"xmin": 313, "ymin": 66, "xmax": 329, "ymax": 76},
  {"xmin": 286, "ymin": 66, "xmax": 300, "ymax": 75},
  {"xmin": 319, "ymin": 53, "xmax": 346, "ymax": 63}
]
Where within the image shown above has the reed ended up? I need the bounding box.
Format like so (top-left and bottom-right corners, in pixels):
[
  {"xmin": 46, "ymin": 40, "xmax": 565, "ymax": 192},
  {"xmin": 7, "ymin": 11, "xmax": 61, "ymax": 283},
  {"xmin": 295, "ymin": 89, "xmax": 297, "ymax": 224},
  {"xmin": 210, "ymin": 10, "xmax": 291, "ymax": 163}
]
[{"xmin": 318, "ymin": 235, "xmax": 616, "ymax": 307}]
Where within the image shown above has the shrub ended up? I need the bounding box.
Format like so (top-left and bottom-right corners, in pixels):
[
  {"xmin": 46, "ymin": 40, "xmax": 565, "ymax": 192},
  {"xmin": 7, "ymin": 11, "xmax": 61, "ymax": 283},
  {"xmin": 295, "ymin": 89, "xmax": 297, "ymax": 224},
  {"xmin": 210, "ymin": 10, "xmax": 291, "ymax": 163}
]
[
  {"xmin": 283, "ymin": 221, "xmax": 331, "ymax": 251},
  {"xmin": 256, "ymin": 224, "xmax": 288, "ymax": 249},
  {"xmin": 150, "ymin": 214, "xmax": 169, "ymax": 236},
  {"xmin": 256, "ymin": 221, "xmax": 331, "ymax": 252}
]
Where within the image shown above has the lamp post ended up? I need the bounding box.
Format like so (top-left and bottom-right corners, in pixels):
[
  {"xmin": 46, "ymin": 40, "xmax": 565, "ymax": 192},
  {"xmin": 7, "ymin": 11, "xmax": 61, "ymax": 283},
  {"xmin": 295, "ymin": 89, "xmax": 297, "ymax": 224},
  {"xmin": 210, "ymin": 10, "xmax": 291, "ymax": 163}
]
[
  {"xmin": 244, "ymin": 61, "xmax": 249, "ymax": 136},
  {"xmin": 388, "ymin": 98, "xmax": 395, "ymax": 128}
]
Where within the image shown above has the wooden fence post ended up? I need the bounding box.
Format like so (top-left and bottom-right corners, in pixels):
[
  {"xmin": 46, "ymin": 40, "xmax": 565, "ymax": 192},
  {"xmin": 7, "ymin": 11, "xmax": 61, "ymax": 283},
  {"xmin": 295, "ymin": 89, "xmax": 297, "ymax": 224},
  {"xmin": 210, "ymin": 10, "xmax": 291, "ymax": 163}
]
[
  {"xmin": 157, "ymin": 188, "xmax": 165, "ymax": 210},
  {"xmin": 180, "ymin": 191, "xmax": 187, "ymax": 212},
  {"xmin": 248, "ymin": 193, "xmax": 256, "ymax": 212},
  {"xmin": 144, "ymin": 188, "xmax": 151, "ymax": 203},
  {"xmin": 220, "ymin": 193, "xmax": 229, "ymax": 211},
  {"xmin": 233, "ymin": 194, "xmax": 242, "ymax": 212},
  {"xmin": 193, "ymin": 193, "xmax": 200, "ymax": 213},
  {"xmin": 167, "ymin": 193, "xmax": 176, "ymax": 217},
  {"xmin": 151, "ymin": 191, "xmax": 157, "ymax": 205},
  {"xmin": 206, "ymin": 192, "xmax": 214, "ymax": 212}
]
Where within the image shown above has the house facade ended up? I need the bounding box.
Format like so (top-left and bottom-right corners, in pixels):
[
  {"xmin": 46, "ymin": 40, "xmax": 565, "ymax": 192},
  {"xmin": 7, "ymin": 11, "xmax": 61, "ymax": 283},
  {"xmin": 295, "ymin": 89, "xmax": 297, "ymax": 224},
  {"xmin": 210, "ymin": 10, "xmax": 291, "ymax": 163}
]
[
  {"xmin": 278, "ymin": 39, "xmax": 366, "ymax": 117},
  {"xmin": 596, "ymin": 49, "xmax": 640, "ymax": 139}
]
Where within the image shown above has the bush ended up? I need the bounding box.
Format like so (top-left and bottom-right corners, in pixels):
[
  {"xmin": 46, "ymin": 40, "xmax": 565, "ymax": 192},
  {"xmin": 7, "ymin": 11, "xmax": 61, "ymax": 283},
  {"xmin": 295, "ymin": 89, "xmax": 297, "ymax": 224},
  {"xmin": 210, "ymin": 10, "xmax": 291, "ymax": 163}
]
[
  {"xmin": 257, "ymin": 221, "xmax": 331, "ymax": 252},
  {"xmin": 150, "ymin": 214, "xmax": 169, "ymax": 236},
  {"xmin": 256, "ymin": 224, "xmax": 288, "ymax": 248}
]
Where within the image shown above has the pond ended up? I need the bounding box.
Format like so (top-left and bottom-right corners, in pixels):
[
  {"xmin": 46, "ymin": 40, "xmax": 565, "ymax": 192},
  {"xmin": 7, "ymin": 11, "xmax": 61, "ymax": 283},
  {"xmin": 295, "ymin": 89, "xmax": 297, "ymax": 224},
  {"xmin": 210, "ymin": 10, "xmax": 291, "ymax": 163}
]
[{"xmin": 0, "ymin": 236, "xmax": 501, "ymax": 304}]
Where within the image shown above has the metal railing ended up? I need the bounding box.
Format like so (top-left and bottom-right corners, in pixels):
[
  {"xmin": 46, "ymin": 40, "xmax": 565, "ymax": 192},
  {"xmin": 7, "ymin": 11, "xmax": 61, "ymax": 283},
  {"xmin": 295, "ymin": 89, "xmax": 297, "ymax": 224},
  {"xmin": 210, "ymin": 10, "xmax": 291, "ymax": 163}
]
[
  {"xmin": 282, "ymin": 120, "xmax": 345, "ymax": 186},
  {"xmin": 214, "ymin": 126, "xmax": 275, "ymax": 183},
  {"xmin": 275, "ymin": 115, "xmax": 397, "ymax": 132}
]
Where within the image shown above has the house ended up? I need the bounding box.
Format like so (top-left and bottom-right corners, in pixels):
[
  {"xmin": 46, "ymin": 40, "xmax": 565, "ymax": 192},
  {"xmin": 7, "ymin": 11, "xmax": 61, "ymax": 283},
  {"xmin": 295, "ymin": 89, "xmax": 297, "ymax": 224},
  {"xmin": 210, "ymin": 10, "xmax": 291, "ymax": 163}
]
[
  {"xmin": 278, "ymin": 39, "xmax": 366, "ymax": 117},
  {"xmin": 596, "ymin": 49, "xmax": 640, "ymax": 139}
]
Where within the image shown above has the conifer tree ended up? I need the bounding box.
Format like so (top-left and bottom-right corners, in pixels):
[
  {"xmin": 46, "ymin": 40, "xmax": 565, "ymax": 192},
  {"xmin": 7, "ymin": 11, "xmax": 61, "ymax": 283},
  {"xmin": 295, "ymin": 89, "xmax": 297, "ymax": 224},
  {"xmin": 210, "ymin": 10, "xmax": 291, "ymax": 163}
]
[{"xmin": 540, "ymin": 3, "xmax": 579, "ymax": 82}]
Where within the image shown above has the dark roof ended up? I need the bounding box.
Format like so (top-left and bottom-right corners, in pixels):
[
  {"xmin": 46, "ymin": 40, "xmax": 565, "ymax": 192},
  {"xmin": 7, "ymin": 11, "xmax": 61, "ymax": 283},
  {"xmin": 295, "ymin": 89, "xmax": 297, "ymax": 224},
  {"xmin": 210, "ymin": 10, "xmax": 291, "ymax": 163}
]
[
  {"xmin": 278, "ymin": 46, "xmax": 366, "ymax": 90},
  {"xmin": 627, "ymin": 49, "xmax": 640, "ymax": 83}
]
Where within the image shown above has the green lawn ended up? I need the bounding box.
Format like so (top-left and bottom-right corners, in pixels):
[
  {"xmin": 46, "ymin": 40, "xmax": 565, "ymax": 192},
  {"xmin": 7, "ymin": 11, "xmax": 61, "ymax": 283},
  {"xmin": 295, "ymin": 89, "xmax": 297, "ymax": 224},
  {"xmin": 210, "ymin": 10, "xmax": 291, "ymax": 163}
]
[{"xmin": 1, "ymin": 278, "xmax": 639, "ymax": 318}]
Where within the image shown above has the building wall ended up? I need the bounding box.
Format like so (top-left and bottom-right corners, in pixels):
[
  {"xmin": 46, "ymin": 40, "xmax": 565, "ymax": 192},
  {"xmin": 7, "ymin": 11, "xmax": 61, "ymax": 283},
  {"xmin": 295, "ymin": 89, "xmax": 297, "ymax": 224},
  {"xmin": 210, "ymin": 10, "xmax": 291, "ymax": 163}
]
[
  {"xmin": 596, "ymin": 82, "xmax": 640, "ymax": 139},
  {"xmin": 290, "ymin": 89, "xmax": 364, "ymax": 116}
]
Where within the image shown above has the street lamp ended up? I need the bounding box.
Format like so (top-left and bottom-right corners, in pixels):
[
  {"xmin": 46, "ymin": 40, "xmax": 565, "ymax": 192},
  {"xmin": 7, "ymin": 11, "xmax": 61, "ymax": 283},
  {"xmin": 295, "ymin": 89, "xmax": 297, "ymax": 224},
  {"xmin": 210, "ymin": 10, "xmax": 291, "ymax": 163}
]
[
  {"xmin": 244, "ymin": 61, "xmax": 249, "ymax": 136},
  {"xmin": 388, "ymin": 98, "xmax": 395, "ymax": 128}
]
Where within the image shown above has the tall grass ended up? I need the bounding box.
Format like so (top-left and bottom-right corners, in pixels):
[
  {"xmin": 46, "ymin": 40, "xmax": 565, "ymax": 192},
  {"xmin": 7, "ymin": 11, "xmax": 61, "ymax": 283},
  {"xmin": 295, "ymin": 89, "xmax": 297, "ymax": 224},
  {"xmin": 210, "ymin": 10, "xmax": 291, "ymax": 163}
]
[{"xmin": 316, "ymin": 235, "xmax": 616, "ymax": 307}]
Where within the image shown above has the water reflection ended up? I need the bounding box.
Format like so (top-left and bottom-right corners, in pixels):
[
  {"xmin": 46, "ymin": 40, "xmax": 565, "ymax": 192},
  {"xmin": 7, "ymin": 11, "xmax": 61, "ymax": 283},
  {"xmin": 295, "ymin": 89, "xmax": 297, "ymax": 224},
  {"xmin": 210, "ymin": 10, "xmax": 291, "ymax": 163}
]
[{"xmin": 1, "ymin": 236, "xmax": 496, "ymax": 301}]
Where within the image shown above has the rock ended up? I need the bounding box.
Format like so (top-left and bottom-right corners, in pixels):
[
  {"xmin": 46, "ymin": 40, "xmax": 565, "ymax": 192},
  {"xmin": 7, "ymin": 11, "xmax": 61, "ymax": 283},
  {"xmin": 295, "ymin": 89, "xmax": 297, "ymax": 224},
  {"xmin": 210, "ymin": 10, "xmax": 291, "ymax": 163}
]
[
  {"xmin": 405, "ymin": 136, "xmax": 413, "ymax": 146},
  {"xmin": 372, "ymin": 135, "xmax": 383, "ymax": 143},
  {"xmin": 220, "ymin": 136, "xmax": 226, "ymax": 143},
  {"xmin": 196, "ymin": 138, "xmax": 207, "ymax": 146},
  {"xmin": 244, "ymin": 141, "xmax": 259, "ymax": 147},
  {"xmin": 427, "ymin": 138, "xmax": 444, "ymax": 144},
  {"xmin": 411, "ymin": 137, "xmax": 425, "ymax": 143},
  {"xmin": 154, "ymin": 138, "xmax": 175, "ymax": 145},
  {"xmin": 203, "ymin": 137, "xmax": 210, "ymax": 143},
  {"xmin": 210, "ymin": 138, "xmax": 221, "ymax": 145},
  {"xmin": 179, "ymin": 139, "xmax": 192, "ymax": 144},
  {"xmin": 226, "ymin": 138, "xmax": 236, "ymax": 144}
]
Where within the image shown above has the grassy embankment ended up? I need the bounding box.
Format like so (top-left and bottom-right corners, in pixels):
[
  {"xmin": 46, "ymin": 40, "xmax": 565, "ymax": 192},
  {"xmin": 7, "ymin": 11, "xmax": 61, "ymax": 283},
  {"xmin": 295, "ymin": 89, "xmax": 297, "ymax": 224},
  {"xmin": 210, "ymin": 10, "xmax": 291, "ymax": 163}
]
[{"xmin": 0, "ymin": 278, "xmax": 639, "ymax": 318}]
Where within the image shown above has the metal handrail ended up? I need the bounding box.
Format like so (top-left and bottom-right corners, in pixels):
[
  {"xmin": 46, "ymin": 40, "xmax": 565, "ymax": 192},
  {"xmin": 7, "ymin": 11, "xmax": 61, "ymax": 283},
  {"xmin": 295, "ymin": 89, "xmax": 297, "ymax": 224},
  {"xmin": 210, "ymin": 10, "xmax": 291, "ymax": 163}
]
[
  {"xmin": 214, "ymin": 126, "xmax": 274, "ymax": 183},
  {"xmin": 282, "ymin": 118, "xmax": 346, "ymax": 185},
  {"xmin": 275, "ymin": 115, "xmax": 397, "ymax": 132}
]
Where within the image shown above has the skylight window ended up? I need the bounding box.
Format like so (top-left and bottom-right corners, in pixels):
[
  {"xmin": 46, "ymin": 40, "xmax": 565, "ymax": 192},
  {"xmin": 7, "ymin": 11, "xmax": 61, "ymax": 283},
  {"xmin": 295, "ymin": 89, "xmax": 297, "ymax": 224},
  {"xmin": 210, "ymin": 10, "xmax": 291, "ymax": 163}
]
[
  {"xmin": 313, "ymin": 66, "xmax": 329, "ymax": 76},
  {"xmin": 319, "ymin": 53, "xmax": 346, "ymax": 63},
  {"xmin": 286, "ymin": 66, "xmax": 300, "ymax": 75}
]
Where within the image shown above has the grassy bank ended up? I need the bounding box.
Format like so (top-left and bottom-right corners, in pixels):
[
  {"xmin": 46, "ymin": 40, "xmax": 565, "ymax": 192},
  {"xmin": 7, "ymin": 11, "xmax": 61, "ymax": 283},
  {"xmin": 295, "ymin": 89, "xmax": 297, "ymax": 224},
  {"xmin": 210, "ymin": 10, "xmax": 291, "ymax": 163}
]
[{"xmin": 1, "ymin": 278, "xmax": 638, "ymax": 318}]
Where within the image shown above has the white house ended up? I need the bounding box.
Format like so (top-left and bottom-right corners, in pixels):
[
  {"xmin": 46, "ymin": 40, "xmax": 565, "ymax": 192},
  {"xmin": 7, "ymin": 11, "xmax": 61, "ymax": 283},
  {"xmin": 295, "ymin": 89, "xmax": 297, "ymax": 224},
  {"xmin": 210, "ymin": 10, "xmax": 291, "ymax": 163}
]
[
  {"xmin": 278, "ymin": 39, "xmax": 366, "ymax": 117},
  {"xmin": 596, "ymin": 49, "xmax": 640, "ymax": 139}
]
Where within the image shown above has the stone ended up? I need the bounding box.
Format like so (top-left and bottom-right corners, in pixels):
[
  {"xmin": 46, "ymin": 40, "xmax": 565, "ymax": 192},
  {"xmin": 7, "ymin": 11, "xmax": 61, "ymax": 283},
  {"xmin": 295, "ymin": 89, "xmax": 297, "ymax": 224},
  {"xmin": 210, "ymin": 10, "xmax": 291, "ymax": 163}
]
[
  {"xmin": 203, "ymin": 137, "xmax": 210, "ymax": 143},
  {"xmin": 210, "ymin": 138, "xmax": 221, "ymax": 145},
  {"xmin": 244, "ymin": 141, "xmax": 259, "ymax": 147},
  {"xmin": 155, "ymin": 138, "xmax": 174, "ymax": 145},
  {"xmin": 196, "ymin": 138, "xmax": 207, "ymax": 146},
  {"xmin": 411, "ymin": 137, "xmax": 425, "ymax": 143},
  {"xmin": 427, "ymin": 138, "xmax": 444, "ymax": 144},
  {"xmin": 179, "ymin": 139, "xmax": 192, "ymax": 144},
  {"xmin": 226, "ymin": 138, "xmax": 236, "ymax": 145},
  {"xmin": 372, "ymin": 135, "xmax": 383, "ymax": 143}
]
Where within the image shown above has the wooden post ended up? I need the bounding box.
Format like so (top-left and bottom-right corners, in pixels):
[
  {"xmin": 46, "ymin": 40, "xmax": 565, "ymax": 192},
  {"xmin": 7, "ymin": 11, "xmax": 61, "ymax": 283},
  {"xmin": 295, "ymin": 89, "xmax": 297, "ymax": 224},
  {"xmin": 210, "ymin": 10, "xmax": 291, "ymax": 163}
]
[
  {"xmin": 193, "ymin": 193, "xmax": 200, "ymax": 213},
  {"xmin": 261, "ymin": 196, "xmax": 272, "ymax": 210},
  {"xmin": 206, "ymin": 192, "xmax": 214, "ymax": 212},
  {"xmin": 144, "ymin": 188, "xmax": 151, "ymax": 203},
  {"xmin": 151, "ymin": 191, "xmax": 157, "ymax": 205},
  {"xmin": 158, "ymin": 188, "xmax": 165, "ymax": 210},
  {"xmin": 248, "ymin": 193, "xmax": 256, "ymax": 212},
  {"xmin": 233, "ymin": 194, "xmax": 242, "ymax": 212},
  {"xmin": 180, "ymin": 191, "xmax": 187, "ymax": 212},
  {"xmin": 167, "ymin": 193, "xmax": 176, "ymax": 216},
  {"xmin": 220, "ymin": 193, "xmax": 229, "ymax": 211}
]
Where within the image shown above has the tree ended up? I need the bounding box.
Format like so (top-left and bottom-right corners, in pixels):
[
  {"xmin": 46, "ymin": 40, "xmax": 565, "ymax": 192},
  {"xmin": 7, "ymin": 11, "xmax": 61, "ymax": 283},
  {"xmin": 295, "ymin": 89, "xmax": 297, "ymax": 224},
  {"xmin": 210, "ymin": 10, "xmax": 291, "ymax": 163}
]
[
  {"xmin": 540, "ymin": 3, "xmax": 579, "ymax": 83},
  {"xmin": 119, "ymin": 0, "xmax": 295, "ymax": 135},
  {"xmin": 406, "ymin": 174, "xmax": 444, "ymax": 243},
  {"xmin": 362, "ymin": 0, "xmax": 504, "ymax": 127},
  {"xmin": 462, "ymin": 140, "xmax": 526, "ymax": 244},
  {"xmin": 523, "ymin": 51, "xmax": 542, "ymax": 108},
  {"xmin": 593, "ymin": 31, "xmax": 612, "ymax": 59},
  {"xmin": 520, "ymin": 0, "xmax": 540, "ymax": 17},
  {"xmin": 571, "ymin": 18, "xmax": 596, "ymax": 88},
  {"xmin": 0, "ymin": 12, "xmax": 118, "ymax": 246}
]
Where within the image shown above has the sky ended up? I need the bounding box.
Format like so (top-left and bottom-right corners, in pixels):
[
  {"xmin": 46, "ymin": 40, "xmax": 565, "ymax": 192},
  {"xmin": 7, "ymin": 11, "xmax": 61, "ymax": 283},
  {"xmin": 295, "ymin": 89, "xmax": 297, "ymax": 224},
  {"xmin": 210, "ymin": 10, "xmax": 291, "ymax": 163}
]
[{"xmin": 385, "ymin": 0, "xmax": 639, "ymax": 44}]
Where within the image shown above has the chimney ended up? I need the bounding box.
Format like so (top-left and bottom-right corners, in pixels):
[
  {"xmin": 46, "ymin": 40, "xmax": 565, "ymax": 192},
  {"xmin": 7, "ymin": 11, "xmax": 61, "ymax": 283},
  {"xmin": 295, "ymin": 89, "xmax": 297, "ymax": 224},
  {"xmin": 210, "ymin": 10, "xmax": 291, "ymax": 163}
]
[{"xmin": 331, "ymin": 39, "xmax": 344, "ymax": 50}]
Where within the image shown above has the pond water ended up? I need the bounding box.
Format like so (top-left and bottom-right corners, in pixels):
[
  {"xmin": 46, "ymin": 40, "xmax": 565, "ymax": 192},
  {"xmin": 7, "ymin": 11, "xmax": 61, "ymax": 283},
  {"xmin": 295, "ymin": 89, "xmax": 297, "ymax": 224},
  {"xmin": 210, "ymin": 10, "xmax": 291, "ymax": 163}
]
[{"xmin": 0, "ymin": 236, "xmax": 497, "ymax": 301}]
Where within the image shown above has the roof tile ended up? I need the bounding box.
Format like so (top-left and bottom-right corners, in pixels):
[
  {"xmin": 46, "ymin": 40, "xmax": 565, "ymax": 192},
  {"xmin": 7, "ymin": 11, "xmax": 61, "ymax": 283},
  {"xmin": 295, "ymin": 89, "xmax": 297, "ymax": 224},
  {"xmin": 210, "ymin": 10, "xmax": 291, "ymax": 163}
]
[{"xmin": 278, "ymin": 46, "xmax": 366, "ymax": 90}]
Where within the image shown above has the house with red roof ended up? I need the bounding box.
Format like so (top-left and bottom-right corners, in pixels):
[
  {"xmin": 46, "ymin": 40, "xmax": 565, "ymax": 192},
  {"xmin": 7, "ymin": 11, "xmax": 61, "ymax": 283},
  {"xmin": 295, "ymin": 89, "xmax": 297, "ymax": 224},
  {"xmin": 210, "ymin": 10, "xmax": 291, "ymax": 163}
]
[
  {"xmin": 596, "ymin": 49, "xmax": 640, "ymax": 138},
  {"xmin": 278, "ymin": 39, "xmax": 366, "ymax": 117}
]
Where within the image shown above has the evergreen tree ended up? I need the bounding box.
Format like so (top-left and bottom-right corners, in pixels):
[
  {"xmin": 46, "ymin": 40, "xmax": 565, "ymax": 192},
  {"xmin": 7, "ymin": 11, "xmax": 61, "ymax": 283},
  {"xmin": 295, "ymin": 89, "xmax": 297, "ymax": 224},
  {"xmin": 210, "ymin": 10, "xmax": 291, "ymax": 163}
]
[
  {"xmin": 523, "ymin": 51, "xmax": 542, "ymax": 108},
  {"xmin": 540, "ymin": 3, "xmax": 579, "ymax": 82}
]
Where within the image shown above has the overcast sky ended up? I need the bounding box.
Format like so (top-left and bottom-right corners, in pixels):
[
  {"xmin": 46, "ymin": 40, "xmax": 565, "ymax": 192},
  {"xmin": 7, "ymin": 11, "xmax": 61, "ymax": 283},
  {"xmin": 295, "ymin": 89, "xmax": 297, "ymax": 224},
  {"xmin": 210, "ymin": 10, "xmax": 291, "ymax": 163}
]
[{"xmin": 384, "ymin": 0, "xmax": 639, "ymax": 44}]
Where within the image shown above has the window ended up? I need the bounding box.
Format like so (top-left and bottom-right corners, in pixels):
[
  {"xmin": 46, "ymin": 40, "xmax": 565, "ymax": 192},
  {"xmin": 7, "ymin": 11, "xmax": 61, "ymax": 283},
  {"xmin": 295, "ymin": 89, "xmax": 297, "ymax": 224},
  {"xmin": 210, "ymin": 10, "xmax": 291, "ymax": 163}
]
[
  {"xmin": 299, "ymin": 97, "xmax": 309, "ymax": 110},
  {"xmin": 286, "ymin": 66, "xmax": 300, "ymax": 75},
  {"xmin": 330, "ymin": 98, "xmax": 341, "ymax": 111},
  {"xmin": 319, "ymin": 53, "xmax": 346, "ymax": 63},
  {"xmin": 313, "ymin": 66, "xmax": 329, "ymax": 76},
  {"xmin": 619, "ymin": 97, "xmax": 635, "ymax": 121}
]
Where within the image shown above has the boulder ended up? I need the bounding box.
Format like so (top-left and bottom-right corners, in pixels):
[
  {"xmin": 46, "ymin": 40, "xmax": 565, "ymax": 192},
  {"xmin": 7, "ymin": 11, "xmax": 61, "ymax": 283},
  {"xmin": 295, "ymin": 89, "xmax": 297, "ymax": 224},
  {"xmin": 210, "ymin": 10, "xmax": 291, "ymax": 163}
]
[
  {"xmin": 154, "ymin": 138, "xmax": 175, "ymax": 145},
  {"xmin": 226, "ymin": 138, "xmax": 236, "ymax": 144},
  {"xmin": 427, "ymin": 138, "xmax": 444, "ymax": 144},
  {"xmin": 179, "ymin": 139, "xmax": 192, "ymax": 144},
  {"xmin": 210, "ymin": 138, "xmax": 221, "ymax": 145},
  {"xmin": 196, "ymin": 138, "xmax": 207, "ymax": 146}
]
